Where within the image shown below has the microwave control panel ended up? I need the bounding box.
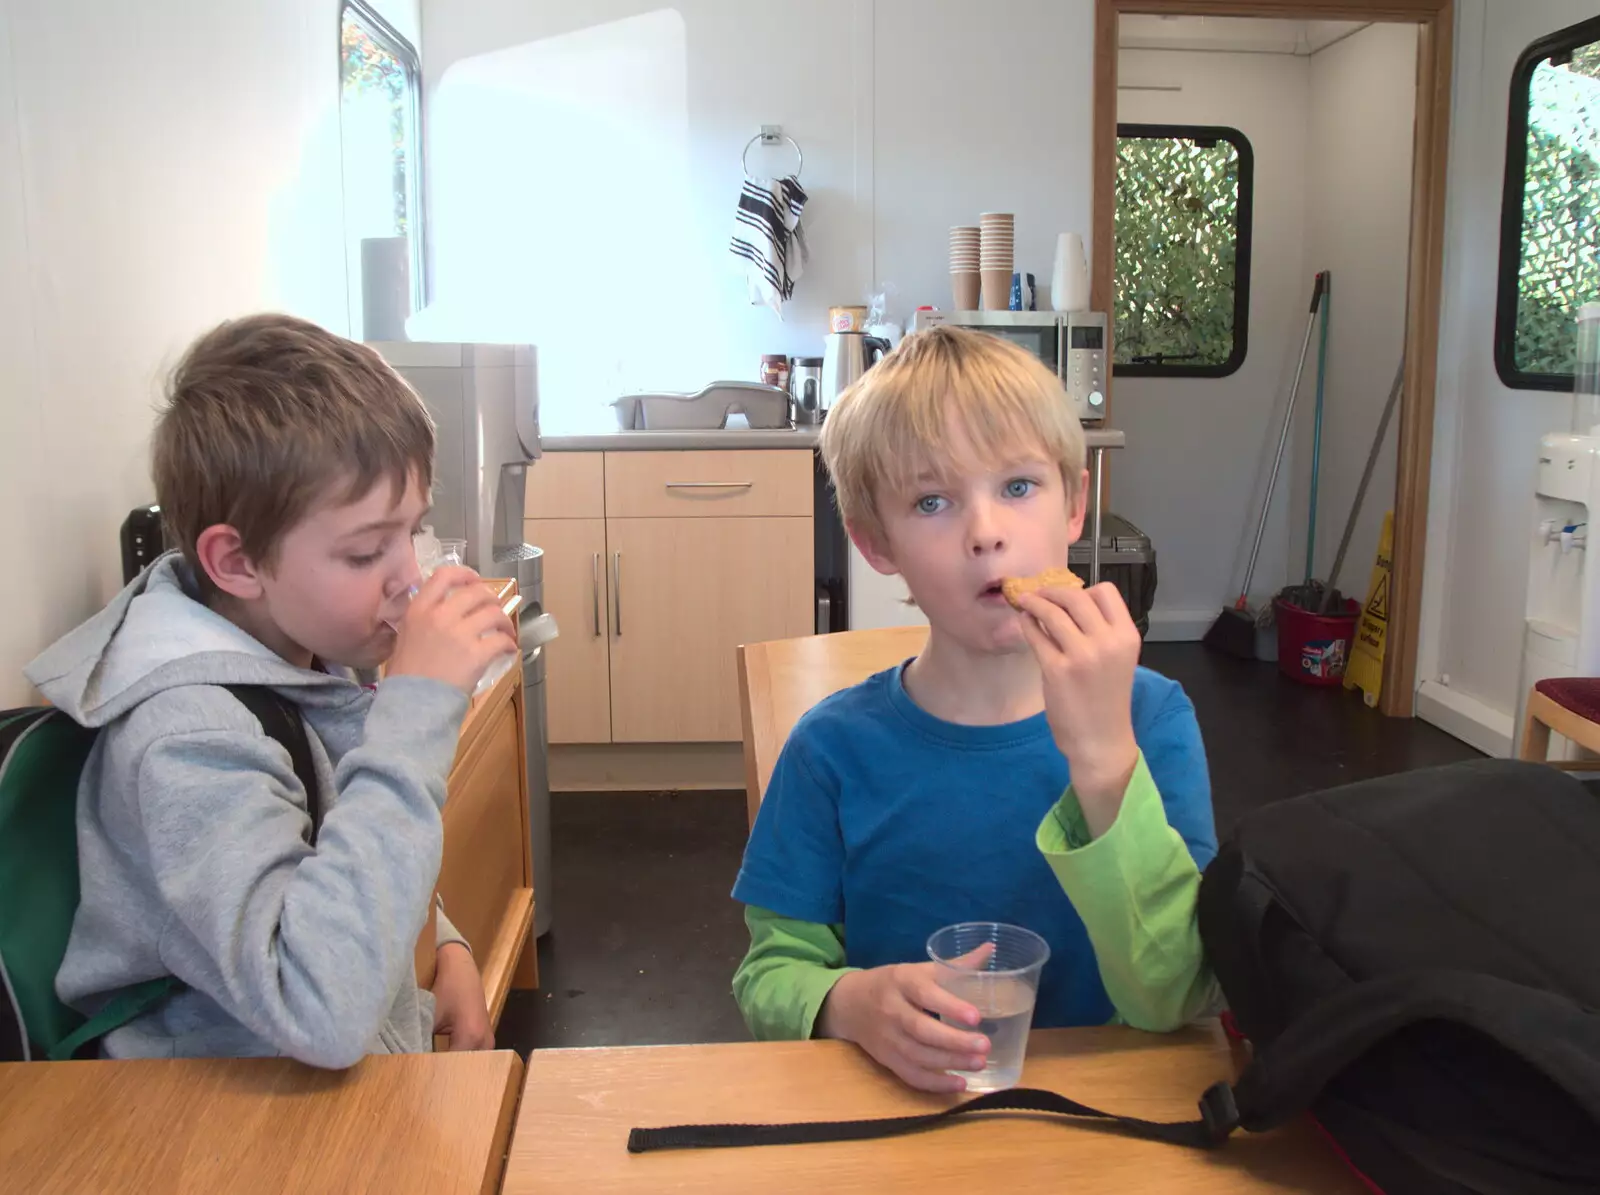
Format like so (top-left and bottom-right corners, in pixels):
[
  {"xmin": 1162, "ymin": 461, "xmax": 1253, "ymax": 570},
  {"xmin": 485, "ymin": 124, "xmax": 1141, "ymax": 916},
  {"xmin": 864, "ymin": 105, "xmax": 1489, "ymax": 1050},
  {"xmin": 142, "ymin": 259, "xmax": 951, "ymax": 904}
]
[{"xmin": 1062, "ymin": 311, "xmax": 1107, "ymax": 425}]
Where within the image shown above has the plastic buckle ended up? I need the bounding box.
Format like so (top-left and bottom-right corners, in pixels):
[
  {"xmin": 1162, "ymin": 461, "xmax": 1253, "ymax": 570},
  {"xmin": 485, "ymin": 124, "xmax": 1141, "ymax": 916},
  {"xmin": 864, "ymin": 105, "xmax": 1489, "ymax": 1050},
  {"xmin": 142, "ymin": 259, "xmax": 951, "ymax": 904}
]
[{"xmin": 1198, "ymin": 1082, "xmax": 1240, "ymax": 1143}]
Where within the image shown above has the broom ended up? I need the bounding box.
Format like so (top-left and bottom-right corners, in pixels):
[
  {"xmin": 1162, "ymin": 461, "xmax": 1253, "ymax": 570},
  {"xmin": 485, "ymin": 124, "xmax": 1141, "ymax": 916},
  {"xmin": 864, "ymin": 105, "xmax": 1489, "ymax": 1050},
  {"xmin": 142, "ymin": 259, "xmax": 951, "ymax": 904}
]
[{"xmin": 1205, "ymin": 273, "xmax": 1328, "ymax": 658}]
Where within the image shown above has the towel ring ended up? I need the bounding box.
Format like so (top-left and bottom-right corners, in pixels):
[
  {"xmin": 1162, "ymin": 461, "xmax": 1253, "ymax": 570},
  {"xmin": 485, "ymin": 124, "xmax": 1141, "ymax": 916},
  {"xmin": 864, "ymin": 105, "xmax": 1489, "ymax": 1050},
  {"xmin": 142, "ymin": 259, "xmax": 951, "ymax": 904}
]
[{"xmin": 742, "ymin": 129, "xmax": 803, "ymax": 180}]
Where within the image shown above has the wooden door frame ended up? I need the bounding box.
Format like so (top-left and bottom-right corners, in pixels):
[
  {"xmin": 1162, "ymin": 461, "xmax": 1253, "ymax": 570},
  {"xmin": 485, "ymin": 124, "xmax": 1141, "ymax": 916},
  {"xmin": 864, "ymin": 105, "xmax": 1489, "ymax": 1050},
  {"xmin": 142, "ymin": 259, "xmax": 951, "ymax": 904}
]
[{"xmin": 1094, "ymin": 0, "xmax": 1453, "ymax": 717}]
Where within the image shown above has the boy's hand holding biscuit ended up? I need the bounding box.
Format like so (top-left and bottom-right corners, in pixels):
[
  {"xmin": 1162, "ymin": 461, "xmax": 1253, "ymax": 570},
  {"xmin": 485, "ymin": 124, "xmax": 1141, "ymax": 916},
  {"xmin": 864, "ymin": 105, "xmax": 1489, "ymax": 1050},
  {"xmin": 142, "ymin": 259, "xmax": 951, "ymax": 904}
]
[{"xmin": 1012, "ymin": 572, "xmax": 1142, "ymax": 838}]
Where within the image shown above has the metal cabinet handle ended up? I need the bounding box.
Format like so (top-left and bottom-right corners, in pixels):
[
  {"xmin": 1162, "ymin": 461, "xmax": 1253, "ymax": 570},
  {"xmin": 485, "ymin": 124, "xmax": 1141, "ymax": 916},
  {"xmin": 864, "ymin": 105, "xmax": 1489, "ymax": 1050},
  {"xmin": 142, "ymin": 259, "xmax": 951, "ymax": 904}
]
[
  {"xmin": 591, "ymin": 552, "xmax": 601, "ymax": 637},
  {"xmin": 611, "ymin": 551, "xmax": 622, "ymax": 637},
  {"xmin": 664, "ymin": 481, "xmax": 755, "ymax": 490}
]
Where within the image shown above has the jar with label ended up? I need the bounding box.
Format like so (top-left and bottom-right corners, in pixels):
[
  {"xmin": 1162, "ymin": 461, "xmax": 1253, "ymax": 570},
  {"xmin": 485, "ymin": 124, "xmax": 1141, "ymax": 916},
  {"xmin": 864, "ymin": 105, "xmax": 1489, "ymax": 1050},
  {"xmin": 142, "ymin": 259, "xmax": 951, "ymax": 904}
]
[
  {"xmin": 829, "ymin": 305, "xmax": 869, "ymax": 333},
  {"xmin": 760, "ymin": 354, "xmax": 790, "ymax": 390}
]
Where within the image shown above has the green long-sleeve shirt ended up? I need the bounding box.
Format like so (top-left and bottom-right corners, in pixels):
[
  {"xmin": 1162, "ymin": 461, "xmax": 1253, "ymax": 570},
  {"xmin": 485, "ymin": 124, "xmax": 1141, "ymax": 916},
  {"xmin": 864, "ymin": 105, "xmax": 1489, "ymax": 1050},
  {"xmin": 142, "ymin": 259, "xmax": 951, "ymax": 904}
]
[{"xmin": 732, "ymin": 754, "xmax": 1220, "ymax": 1040}]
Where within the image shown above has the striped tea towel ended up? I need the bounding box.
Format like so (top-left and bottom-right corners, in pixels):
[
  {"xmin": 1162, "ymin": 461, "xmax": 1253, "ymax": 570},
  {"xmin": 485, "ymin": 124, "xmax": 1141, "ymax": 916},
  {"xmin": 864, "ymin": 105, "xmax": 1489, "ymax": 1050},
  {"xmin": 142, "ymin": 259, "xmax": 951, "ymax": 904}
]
[{"xmin": 731, "ymin": 175, "xmax": 809, "ymax": 316}]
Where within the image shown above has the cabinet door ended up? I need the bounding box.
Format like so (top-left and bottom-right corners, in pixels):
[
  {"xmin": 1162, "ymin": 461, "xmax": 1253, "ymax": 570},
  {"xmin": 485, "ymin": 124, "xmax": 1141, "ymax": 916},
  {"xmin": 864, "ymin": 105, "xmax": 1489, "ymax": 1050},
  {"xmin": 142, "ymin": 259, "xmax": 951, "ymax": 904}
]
[
  {"xmin": 524, "ymin": 452, "xmax": 604, "ymax": 519},
  {"xmin": 438, "ymin": 683, "xmax": 534, "ymax": 1023},
  {"xmin": 606, "ymin": 516, "xmax": 813, "ymax": 743},
  {"xmin": 525, "ymin": 517, "xmax": 612, "ymax": 744}
]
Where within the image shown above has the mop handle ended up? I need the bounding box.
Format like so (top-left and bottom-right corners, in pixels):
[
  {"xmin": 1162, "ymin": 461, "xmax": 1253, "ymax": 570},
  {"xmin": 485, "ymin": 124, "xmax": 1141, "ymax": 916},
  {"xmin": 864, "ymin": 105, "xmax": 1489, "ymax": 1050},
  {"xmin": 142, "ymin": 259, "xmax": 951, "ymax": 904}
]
[
  {"xmin": 1321, "ymin": 357, "xmax": 1405, "ymax": 611},
  {"xmin": 1240, "ymin": 274, "xmax": 1328, "ymax": 601},
  {"xmin": 1305, "ymin": 273, "xmax": 1332, "ymax": 585}
]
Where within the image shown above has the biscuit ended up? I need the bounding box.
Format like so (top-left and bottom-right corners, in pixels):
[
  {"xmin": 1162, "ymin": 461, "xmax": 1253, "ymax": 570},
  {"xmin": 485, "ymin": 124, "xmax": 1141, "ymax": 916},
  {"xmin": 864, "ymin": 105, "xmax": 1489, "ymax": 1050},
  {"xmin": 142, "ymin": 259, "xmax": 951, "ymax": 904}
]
[{"xmin": 1001, "ymin": 567, "xmax": 1084, "ymax": 609}]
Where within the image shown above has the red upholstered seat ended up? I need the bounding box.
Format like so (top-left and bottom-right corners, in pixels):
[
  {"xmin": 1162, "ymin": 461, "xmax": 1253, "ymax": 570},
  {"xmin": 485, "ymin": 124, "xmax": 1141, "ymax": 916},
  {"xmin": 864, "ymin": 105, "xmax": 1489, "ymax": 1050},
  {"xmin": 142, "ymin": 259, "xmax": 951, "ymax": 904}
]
[{"xmin": 1534, "ymin": 677, "xmax": 1600, "ymax": 724}]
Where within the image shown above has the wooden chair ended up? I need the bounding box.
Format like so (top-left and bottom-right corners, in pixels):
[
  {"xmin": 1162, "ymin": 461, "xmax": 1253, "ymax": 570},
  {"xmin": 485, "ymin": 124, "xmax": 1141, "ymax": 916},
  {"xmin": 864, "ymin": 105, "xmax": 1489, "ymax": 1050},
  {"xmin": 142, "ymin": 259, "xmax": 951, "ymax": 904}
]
[
  {"xmin": 737, "ymin": 626, "xmax": 930, "ymax": 826},
  {"xmin": 1518, "ymin": 678, "xmax": 1600, "ymax": 767}
]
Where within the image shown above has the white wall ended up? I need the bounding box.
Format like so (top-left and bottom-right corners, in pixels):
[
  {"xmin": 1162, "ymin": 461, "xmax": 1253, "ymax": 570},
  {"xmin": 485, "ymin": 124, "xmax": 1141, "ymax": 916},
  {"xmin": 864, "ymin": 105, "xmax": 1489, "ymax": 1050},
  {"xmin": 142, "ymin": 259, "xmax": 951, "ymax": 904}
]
[
  {"xmin": 0, "ymin": 0, "xmax": 408, "ymax": 705},
  {"xmin": 418, "ymin": 0, "xmax": 1094, "ymax": 436},
  {"xmin": 872, "ymin": 1, "xmax": 1094, "ymax": 336},
  {"xmin": 1417, "ymin": 0, "xmax": 1600, "ymax": 754},
  {"xmin": 1290, "ymin": 23, "xmax": 1417, "ymax": 606},
  {"xmin": 1114, "ymin": 50, "xmax": 1312, "ymax": 638},
  {"xmin": 419, "ymin": 0, "xmax": 870, "ymax": 420}
]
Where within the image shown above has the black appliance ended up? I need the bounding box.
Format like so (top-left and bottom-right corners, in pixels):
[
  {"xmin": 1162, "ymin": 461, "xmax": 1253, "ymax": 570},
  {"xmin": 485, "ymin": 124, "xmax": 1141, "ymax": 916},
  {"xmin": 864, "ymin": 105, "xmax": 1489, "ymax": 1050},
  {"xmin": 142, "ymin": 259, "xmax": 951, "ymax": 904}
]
[
  {"xmin": 814, "ymin": 453, "xmax": 849, "ymax": 633},
  {"xmin": 120, "ymin": 505, "xmax": 168, "ymax": 583}
]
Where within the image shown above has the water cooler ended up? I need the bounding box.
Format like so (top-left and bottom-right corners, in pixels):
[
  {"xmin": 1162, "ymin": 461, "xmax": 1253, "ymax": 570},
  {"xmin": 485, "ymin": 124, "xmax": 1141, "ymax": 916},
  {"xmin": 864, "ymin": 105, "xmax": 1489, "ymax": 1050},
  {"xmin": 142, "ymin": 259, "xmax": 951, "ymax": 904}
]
[
  {"xmin": 370, "ymin": 341, "xmax": 556, "ymax": 937},
  {"xmin": 1515, "ymin": 306, "xmax": 1600, "ymax": 761}
]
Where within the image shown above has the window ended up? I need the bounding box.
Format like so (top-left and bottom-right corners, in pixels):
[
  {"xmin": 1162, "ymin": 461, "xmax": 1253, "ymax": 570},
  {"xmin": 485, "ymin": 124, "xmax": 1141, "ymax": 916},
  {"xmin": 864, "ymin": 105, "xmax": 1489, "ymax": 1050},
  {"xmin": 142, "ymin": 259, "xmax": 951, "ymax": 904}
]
[
  {"xmin": 1495, "ymin": 16, "xmax": 1600, "ymax": 391},
  {"xmin": 340, "ymin": 1, "xmax": 424, "ymax": 338},
  {"xmin": 1114, "ymin": 124, "xmax": 1253, "ymax": 378}
]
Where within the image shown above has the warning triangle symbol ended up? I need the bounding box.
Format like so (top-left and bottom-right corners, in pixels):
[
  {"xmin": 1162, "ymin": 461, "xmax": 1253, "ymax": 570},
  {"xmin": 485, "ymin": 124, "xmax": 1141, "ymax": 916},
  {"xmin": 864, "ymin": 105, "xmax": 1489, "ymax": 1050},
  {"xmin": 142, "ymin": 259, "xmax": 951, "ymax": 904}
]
[{"xmin": 1365, "ymin": 572, "xmax": 1390, "ymax": 622}]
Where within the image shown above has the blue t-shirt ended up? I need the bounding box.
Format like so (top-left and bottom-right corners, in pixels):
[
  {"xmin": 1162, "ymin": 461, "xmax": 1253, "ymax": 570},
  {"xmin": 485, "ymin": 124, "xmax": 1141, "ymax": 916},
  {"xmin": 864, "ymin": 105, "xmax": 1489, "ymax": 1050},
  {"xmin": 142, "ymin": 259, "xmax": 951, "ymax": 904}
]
[{"xmin": 732, "ymin": 663, "xmax": 1217, "ymax": 1028}]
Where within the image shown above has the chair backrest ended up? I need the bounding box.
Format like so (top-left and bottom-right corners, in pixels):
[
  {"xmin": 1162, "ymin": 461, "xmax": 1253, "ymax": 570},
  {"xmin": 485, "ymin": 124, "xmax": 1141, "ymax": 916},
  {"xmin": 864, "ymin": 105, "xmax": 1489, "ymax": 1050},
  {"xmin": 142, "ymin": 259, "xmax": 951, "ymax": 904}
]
[{"xmin": 737, "ymin": 626, "xmax": 930, "ymax": 825}]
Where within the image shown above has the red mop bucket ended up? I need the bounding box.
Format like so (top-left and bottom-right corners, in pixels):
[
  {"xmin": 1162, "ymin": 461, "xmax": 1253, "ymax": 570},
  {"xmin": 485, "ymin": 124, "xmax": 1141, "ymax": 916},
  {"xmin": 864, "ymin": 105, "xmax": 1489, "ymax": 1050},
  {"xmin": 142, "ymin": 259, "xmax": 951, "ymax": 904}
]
[{"xmin": 1274, "ymin": 596, "xmax": 1359, "ymax": 686}]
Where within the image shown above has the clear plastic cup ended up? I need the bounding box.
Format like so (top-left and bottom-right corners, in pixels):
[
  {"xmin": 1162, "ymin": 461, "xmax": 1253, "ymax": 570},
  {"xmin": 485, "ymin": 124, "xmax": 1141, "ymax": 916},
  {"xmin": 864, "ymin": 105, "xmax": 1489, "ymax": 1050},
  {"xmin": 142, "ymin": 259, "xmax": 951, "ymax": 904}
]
[
  {"xmin": 388, "ymin": 530, "xmax": 519, "ymax": 698},
  {"xmin": 927, "ymin": 922, "xmax": 1050, "ymax": 1092}
]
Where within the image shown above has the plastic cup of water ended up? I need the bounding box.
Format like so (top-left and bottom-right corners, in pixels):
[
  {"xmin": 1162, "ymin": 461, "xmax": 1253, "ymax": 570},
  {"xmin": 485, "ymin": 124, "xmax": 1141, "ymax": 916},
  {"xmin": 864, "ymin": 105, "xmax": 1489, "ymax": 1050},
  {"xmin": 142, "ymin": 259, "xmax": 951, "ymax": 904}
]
[
  {"xmin": 927, "ymin": 922, "xmax": 1050, "ymax": 1092},
  {"xmin": 386, "ymin": 531, "xmax": 520, "ymax": 698}
]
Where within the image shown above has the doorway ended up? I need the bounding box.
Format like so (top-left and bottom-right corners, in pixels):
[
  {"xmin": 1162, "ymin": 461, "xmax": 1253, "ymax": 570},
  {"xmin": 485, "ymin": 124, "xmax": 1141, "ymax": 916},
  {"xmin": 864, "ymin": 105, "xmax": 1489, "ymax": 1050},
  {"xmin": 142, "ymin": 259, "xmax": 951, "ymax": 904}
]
[{"xmin": 1093, "ymin": 0, "xmax": 1453, "ymax": 718}]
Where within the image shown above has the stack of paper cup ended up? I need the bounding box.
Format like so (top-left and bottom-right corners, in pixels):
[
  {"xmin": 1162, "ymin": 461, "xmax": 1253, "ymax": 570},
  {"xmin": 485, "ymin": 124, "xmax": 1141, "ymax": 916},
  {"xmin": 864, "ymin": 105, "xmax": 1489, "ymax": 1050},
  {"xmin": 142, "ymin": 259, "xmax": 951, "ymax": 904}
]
[
  {"xmin": 980, "ymin": 212, "xmax": 1015, "ymax": 310},
  {"xmin": 950, "ymin": 226, "xmax": 980, "ymax": 311}
]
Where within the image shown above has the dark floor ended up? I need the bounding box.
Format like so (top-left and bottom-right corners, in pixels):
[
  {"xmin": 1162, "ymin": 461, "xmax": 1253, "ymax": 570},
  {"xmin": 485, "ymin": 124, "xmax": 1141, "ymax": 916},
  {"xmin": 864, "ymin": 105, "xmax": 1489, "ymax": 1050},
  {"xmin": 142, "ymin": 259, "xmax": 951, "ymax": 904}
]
[{"xmin": 495, "ymin": 643, "xmax": 1481, "ymax": 1057}]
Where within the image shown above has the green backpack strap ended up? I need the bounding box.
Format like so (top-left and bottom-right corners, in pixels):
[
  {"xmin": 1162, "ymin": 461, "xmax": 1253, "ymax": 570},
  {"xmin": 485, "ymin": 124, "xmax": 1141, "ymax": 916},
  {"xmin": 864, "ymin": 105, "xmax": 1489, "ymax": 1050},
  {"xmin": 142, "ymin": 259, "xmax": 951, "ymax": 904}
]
[
  {"xmin": 5, "ymin": 688, "xmax": 322, "ymax": 1061},
  {"xmin": 46, "ymin": 976, "xmax": 182, "ymax": 1062}
]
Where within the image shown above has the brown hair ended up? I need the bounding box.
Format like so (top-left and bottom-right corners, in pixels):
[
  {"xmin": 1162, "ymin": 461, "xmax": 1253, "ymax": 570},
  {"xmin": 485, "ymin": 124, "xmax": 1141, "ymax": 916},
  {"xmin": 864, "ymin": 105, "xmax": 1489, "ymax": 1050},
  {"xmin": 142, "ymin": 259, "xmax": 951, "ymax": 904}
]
[
  {"xmin": 151, "ymin": 314, "xmax": 435, "ymax": 587},
  {"xmin": 819, "ymin": 325, "xmax": 1087, "ymax": 545}
]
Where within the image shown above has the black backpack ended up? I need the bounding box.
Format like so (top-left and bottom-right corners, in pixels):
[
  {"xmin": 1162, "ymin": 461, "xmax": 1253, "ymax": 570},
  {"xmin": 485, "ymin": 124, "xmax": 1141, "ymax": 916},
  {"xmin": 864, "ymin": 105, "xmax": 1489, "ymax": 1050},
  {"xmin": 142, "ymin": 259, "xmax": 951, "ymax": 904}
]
[{"xmin": 629, "ymin": 759, "xmax": 1600, "ymax": 1194}]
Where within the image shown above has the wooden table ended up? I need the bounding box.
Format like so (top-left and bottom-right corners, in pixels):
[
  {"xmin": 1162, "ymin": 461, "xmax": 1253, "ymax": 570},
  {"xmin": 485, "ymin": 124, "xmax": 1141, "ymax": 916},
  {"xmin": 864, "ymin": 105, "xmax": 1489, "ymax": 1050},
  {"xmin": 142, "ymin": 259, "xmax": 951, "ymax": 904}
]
[
  {"xmin": 0, "ymin": 1050, "xmax": 524, "ymax": 1194},
  {"xmin": 505, "ymin": 1025, "xmax": 1368, "ymax": 1193}
]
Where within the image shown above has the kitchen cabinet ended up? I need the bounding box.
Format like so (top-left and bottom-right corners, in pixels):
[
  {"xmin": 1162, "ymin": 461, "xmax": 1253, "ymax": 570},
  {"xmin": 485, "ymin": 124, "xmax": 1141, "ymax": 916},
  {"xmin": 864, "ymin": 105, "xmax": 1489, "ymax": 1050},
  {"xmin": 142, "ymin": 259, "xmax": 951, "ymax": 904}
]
[
  {"xmin": 524, "ymin": 450, "xmax": 605, "ymax": 518},
  {"xmin": 606, "ymin": 516, "xmax": 812, "ymax": 742},
  {"xmin": 526, "ymin": 449, "xmax": 813, "ymax": 745},
  {"xmin": 602, "ymin": 449, "xmax": 812, "ymax": 519},
  {"xmin": 525, "ymin": 518, "xmax": 611, "ymax": 745}
]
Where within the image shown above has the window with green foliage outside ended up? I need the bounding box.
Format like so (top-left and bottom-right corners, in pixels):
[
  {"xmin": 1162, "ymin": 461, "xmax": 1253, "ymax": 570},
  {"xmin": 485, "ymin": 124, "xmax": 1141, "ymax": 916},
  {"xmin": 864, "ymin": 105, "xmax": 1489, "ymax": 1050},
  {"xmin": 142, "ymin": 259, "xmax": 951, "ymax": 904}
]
[
  {"xmin": 1114, "ymin": 125, "xmax": 1253, "ymax": 378},
  {"xmin": 340, "ymin": 1, "xmax": 423, "ymax": 335},
  {"xmin": 1496, "ymin": 22, "xmax": 1600, "ymax": 389}
]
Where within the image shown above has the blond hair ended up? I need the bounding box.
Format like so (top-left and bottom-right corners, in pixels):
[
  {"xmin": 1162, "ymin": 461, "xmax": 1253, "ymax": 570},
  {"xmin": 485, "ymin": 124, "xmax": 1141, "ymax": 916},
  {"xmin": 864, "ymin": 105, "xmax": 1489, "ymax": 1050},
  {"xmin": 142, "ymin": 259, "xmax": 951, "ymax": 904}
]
[
  {"xmin": 819, "ymin": 325, "xmax": 1087, "ymax": 544},
  {"xmin": 152, "ymin": 314, "xmax": 435, "ymax": 589}
]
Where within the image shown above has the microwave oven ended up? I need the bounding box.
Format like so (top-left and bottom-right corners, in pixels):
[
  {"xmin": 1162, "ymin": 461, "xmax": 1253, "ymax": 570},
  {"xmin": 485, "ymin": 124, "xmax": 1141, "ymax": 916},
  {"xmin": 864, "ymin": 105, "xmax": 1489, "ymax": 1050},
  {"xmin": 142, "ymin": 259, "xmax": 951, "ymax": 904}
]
[{"xmin": 910, "ymin": 310, "xmax": 1108, "ymax": 424}]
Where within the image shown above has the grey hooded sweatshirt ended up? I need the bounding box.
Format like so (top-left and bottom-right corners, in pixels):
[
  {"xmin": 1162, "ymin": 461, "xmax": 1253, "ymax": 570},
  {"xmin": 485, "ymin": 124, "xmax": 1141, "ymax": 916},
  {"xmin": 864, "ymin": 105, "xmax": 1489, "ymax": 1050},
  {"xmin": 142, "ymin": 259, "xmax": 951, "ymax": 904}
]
[{"xmin": 24, "ymin": 553, "xmax": 470, "ymax": 1067}]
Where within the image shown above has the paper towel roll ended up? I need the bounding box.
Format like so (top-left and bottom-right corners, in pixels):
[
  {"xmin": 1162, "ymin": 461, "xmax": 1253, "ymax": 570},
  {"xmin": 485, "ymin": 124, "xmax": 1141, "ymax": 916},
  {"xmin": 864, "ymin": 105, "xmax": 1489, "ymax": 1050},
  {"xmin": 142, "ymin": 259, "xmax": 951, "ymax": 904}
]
[{"xmin": 361, "ymin": 236, "xmax": 411, "ymax": 341}]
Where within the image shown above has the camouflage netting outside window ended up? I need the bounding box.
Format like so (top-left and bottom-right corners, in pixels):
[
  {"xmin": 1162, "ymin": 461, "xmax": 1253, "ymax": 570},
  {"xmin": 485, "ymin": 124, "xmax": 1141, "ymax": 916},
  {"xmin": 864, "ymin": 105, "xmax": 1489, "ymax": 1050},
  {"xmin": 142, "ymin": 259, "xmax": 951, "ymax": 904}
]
[
  {"xmin": 1510, "ymin": 42, "xmax": 1600, "ymax": 379},
  {"xmin": 1115, "ymin": 133, "xmax": 1244, "ymax": 370}
]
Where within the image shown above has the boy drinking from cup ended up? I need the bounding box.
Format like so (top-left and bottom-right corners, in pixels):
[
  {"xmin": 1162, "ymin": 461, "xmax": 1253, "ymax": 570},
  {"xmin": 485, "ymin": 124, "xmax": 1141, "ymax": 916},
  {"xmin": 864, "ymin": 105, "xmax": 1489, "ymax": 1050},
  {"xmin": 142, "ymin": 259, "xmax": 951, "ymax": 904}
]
[{"xmin": 27, "ymin": 315, "xmax": 514, "ymax": 1064}]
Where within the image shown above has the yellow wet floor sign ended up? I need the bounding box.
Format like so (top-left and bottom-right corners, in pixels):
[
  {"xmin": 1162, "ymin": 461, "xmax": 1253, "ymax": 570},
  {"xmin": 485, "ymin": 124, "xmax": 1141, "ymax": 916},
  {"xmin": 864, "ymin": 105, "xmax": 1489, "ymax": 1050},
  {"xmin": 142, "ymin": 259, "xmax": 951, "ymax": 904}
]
[{"xmin": 1345, "ymin": 511, "xmax": 1392, "ymax": 708}]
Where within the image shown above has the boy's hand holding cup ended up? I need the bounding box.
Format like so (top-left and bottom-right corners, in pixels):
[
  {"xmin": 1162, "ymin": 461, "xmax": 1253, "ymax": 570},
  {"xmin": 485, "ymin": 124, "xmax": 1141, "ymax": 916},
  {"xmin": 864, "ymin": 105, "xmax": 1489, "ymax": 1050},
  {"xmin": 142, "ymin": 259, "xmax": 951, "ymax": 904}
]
[
  {"xmin": 818, "ymin": 942, "xmax": 996, "ymax": 1094},
  {"xmin": 387, "ymin": 565, "xmax": 519, "ymax": 695}
]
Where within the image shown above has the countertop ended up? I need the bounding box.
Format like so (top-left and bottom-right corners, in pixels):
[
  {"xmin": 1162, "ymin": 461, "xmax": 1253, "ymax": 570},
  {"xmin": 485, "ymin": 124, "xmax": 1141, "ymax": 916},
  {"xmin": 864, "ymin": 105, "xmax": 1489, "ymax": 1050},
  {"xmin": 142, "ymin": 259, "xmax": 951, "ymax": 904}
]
[
  {"xmin": 539, "ymin": 424, "xmax": 1126, "ymax": 452},
  {"xmin": 540, "ymin": 426, "xmax": 822, "ymax": 451}
]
